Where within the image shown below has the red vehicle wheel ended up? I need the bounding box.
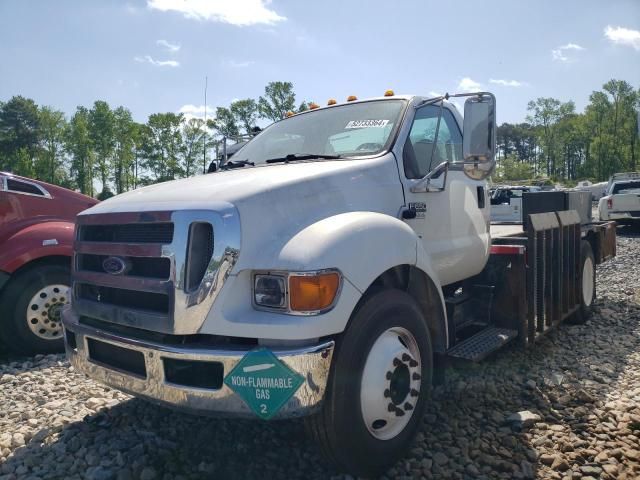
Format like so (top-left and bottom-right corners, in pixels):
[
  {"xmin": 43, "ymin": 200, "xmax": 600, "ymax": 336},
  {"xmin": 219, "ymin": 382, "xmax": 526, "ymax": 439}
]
[{"xmin": 0, "ymin": 263, "xmax": 69, "ymax": 356}]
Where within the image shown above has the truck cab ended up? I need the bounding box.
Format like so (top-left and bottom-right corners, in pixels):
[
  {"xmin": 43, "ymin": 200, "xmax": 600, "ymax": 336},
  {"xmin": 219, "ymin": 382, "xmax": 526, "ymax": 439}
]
[{"xmin": 62, "ymin": 92, "xmax": 614, "ymax": 476}]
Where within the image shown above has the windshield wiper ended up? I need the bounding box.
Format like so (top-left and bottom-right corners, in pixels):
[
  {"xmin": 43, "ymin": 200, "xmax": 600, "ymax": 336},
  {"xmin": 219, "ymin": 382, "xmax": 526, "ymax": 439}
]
[
  {"xmin": 265, "ymin": 153, "xmax": 342, "ymax": 164},
  {"xmin": 219, "ymin": 159, "xmax": 254, "ymax": 170}
]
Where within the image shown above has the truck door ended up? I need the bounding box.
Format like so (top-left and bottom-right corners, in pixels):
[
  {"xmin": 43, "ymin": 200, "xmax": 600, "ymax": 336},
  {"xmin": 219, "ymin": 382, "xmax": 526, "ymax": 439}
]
[{"xmin": 400, "ymin": 104, "xmax": 490, "ymax": 286}]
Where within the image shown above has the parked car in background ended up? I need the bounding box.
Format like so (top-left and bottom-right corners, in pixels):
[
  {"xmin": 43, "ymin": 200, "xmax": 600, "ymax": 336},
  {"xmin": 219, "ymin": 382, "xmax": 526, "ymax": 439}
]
[
  {"xmin": 0, "ymin": 172, "xmax": 97, "ymax": 355},
  {"xmin": 598, "ymin": 172, "xmax": 640, "ymax": 225}
]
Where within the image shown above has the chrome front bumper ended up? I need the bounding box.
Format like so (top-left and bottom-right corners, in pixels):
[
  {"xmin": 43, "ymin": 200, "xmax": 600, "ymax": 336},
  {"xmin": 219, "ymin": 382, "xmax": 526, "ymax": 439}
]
[{"xmin": 62, "ymin": 307, "xmax": 334, "ymax": 419}]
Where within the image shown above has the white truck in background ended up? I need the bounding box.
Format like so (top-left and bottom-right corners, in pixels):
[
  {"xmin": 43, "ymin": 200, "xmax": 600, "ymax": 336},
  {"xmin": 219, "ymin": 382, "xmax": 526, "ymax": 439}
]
[
  {"xmin": 490, "ymin": 185, "xmax": 541, "ymax": 223},
  {"xmin": 576, "ymin": 180, "xmax": 607, "ymax": 202},
  {"xmin": 62, "ymin": 92, "xmax": 616, "ymax": 476},
  {"xmin": 598, "ymin": 172, "xmax": 640, "ymax": 225}
]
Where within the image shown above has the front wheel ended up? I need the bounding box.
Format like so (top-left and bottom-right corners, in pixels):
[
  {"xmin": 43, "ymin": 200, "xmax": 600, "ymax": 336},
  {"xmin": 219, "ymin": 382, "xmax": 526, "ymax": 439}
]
[
  {"xmin": 0, "ymin": 263, "xmax": 70, "ymax": 355},
  {"xmin": 306, "ymin": 289, "xmax": 433, "ymax": 477}
]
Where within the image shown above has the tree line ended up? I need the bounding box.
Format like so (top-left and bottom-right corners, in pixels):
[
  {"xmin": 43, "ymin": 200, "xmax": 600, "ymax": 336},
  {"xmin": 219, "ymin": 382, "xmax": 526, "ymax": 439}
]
[
  {"xmin": 495, "ymin": 79, "xmax": 639, "ymax": 183},
  {"xmin": 1, "ymin": 78, "xmax": 638, "ymax": 197},
  {"xmin": 0, "ymin": 81, "xmax": 307, "ymax": 198}
]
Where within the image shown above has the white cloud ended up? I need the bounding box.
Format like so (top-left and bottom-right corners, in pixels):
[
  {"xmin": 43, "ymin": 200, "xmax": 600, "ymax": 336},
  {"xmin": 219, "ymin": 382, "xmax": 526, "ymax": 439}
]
[
  {"xmin": 458, "ymin": 77, "xmax": 482, "ymax": 92},
  {"xmin": 134, "ymin": 55, "xmax": 180, "ymax": 67},
  {"xmin": 178, "ymin": 104, "xmax": 214, "ymax": 121},
  {"xmin": 551, "ymin": 43, "xmax": 585, "ymax": 63},
  {"xmin": 157, "ymin": 39, "xmax": 181, "ymax": 53},
  {"xmin": 147, "ymin": 0, "xmax": 286, "ymax": 26},
  {"xmin": 604, "ymin": 25, "xmax": 640, "ymax": 50},
  {"xmin": 489, "ymin": 78, "xmax": 526, "ymax": 87},
  {"xmin": 560, "ymin": 43, "xmax": 584, "ymax": 51}
]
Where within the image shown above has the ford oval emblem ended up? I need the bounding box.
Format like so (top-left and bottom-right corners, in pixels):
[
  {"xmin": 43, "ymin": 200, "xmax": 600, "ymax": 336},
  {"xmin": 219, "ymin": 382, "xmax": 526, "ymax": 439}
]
[{"xmin": 102, "ymin": 256, "xmax": 128, "ymax": 275}]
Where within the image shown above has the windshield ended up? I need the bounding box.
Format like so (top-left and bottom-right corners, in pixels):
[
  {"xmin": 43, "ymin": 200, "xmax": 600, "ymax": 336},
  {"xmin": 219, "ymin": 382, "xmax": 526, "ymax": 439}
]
[
  {"xmin": 233, "ymin": 100, "xmax": 407, "ymax": 165},
  {"xmin": 612, "ymin": 181, "xmax": 640, "ymax": 194}
]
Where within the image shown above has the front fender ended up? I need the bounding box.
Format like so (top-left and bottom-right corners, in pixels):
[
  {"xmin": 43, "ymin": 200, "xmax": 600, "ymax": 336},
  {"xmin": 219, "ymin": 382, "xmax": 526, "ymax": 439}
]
[
  {"xmin": 199, "ymin": 212, "xmax": 443, "ymax": 341},
  {"xmin": 266, "ymin": 211, "xmax": 422, "ymax": 292},
  {"xmin": 0, "ymin": 221, "xmax": 74, "ymax": 273}
]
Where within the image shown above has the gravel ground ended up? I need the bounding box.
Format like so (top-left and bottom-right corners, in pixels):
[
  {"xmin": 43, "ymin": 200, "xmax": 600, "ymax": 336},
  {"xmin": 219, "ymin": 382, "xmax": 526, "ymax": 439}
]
[{"xmin": 1, "ymin": 230, "xmax": 639, "ymax": 480}]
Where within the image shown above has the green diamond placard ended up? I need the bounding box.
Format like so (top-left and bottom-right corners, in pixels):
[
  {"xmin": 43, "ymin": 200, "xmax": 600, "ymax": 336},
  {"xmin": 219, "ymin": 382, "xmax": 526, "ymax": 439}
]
[{"xmin": 224, "ymin": 348, "xmax": 304, "ymax": 420}]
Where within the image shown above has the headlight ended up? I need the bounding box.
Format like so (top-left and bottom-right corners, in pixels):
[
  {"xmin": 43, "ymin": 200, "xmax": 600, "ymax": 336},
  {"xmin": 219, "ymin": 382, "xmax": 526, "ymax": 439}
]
[
  {"xmin": 253, "ymin": 270, "xmax": 341, "ymax": 314},
  {"xmin": 254, "ymin": 274, "xmax": 286, "ymax": 308}
]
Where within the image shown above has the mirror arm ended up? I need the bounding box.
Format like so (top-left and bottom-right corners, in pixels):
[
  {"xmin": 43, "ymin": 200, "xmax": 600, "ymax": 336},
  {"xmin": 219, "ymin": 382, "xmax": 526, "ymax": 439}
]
[{"xmin": 410, "ymin": 161, "xmax": 450, "ymax": 193}]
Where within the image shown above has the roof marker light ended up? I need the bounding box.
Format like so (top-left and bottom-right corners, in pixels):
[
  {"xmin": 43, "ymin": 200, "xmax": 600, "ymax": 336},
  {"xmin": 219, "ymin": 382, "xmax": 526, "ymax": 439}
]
[
  {"xmin": 309, "ymin": 102, "xmax": 320, "ymax": 110},
  {"xmin": 384, "ymin": 90, "xmax": 394, "ymax": 96},
  {"xmin": 285, "ymin": 111, "xmax": 294, "ymax": 117},
  {"xmin": 347, "ymin": 95, "xmax": 357, "ymax": 102},
  {"xmin": 327, "ymin": 99, "xmax": 337, "ymax": 105}
]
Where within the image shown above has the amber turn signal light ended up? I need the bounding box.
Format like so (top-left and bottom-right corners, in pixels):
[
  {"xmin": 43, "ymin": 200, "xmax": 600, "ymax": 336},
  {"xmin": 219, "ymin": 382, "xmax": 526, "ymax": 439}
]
[{"xmin": 289, "ymin": 272, "xmax": 340, "ymax": 312}]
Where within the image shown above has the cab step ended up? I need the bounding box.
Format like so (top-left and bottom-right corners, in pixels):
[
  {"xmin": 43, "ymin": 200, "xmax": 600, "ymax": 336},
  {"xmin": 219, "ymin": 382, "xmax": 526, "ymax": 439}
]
[{"xmin": 446, "ymin": 327, "xmax": 518, "ymax": 362}]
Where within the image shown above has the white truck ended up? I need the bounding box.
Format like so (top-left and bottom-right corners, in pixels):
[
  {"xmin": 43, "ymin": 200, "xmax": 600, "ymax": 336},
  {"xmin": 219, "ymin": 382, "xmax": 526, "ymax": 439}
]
[
  {"xmin": 62, "ymin": 92, "xmax": 616, "ymax": 476},
  {"xmin": 598, "ymin": 172, "xmax": 640, "ymax": 225}
]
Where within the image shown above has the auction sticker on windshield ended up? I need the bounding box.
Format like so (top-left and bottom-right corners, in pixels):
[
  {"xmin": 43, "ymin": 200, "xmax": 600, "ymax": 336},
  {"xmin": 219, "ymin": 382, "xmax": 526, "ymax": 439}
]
[
  {"xmin": 345, "ymin": 119, "xmax": 389, "ymax": 129},
  {"xmin": 224, "ymin": 348, "xmax": 304, "ymax": 420}
]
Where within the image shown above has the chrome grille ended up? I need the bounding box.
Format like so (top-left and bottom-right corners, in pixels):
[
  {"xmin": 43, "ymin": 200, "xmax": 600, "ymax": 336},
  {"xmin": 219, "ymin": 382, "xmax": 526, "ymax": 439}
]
[
  {"xmin": 72, "ymin": 208, "xmax": 240, "ymax": 335},
  {"xmin": 79, "ymin": 223, "xmax": 174, "ymax": 243},
  {"xmin": 77, "ymin": 254, "xmax": 171, "ymax": 279}
]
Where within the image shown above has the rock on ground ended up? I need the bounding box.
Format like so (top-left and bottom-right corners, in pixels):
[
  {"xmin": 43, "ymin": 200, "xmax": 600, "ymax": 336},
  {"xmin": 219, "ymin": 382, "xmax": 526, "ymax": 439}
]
[{"xmin": 1, "ymin": 234, "xmax": 639, "ymax": 479}]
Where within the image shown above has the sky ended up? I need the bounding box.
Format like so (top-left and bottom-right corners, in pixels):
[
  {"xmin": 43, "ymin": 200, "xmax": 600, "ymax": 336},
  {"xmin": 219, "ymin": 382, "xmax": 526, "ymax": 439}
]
[{"xmin": 0, "ymin": 0, "xmax": 639, "ymax": 125}]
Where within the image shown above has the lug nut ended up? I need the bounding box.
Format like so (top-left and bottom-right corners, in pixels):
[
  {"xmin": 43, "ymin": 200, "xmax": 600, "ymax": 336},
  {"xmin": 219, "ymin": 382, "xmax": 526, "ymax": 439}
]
[
  {"xmin": 404, "ymin": 402, "xmax": 414, "ymax": 411},
  {"xmin": 387, "ymin": 403, "xmax": 396, "ymax": 412},
  {"xmin": 409, "ymin": 359, "xmax": 418, "ymax": 367},
  {"xmin": 402, "ymin": 353, "xmax": 411, "ymax": 362},
  {"xmin": 383, "ymin": 389, "xmax": 390, "ymax": 398},
  {"xmin": 386, "ymin": 371, "xmax": 393, "ymax": 380},
  {"xmin": 395, "ymin": 407, "xmax": 405, "ymax": 417},
  {"xmin": 410, "ymin": 389, "xmax": 419, "ymax": 397},
  {"xmin": 412, "ymin": 372, "xmax": 421, "ymax": 381},
  {"xmin": 393, "ymin": 357, "xmax": 401, "ymax": 367}
]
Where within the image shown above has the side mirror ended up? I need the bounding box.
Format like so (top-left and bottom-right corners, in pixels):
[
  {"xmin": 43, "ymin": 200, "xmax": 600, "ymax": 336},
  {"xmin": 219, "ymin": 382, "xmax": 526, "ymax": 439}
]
[{"xmin": 463, "ymin": 93, "xmax": 496, "ymax": 163}]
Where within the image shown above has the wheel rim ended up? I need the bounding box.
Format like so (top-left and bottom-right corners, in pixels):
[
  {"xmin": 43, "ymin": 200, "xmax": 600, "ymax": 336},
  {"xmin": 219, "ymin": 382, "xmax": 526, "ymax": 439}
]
[
  {"xmin": 26, "ymin": 284, "xmax": 69, "ymax": 340},
  {"xmin": 582, "ymin": 256, "xmax": 594, "ymax": 307},
  {"xmin": 360, "ymin": 327, "xmax": 422, "ymax": 441}
]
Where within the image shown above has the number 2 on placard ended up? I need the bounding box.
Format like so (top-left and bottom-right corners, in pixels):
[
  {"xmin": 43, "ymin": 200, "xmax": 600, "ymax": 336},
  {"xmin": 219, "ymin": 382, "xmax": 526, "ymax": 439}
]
[{"xmin": 260, "ymin": 404, "xmax": 267, "ymax": 414}]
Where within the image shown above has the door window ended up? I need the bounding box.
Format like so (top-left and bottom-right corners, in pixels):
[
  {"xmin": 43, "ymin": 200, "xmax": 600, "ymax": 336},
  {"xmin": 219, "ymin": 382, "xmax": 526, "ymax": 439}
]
[{"xmin": 403, "ymin": 105, "xmax": 462, "ymax": 179}]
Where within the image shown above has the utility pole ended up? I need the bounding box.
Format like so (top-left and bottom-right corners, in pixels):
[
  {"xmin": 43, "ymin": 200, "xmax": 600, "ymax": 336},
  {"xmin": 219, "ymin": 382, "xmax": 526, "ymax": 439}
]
[{"xmin": 203, "ymin": 76, "xmax": 208, "ymax": 173}]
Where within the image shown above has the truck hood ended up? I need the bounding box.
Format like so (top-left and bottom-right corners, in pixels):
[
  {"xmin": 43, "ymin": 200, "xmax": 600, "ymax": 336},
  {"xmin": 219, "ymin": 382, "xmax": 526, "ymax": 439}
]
[
  {"xmin": 80, "ymin": 157, "xmax": 405, "ymax": 270},
  {"xmin": 84, "ymin": 160, "xmax": 387, "ymax": 212}
]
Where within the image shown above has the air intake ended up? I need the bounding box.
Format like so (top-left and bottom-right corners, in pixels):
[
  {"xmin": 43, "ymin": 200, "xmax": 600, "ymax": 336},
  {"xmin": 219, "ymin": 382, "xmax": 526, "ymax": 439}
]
[{"xmin": 185, "ymin": 222, "xmax": 214, "ymax": 292}]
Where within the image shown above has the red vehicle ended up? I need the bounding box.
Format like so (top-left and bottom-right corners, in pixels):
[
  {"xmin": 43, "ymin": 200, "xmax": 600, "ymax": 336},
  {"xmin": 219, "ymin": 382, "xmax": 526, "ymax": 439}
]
[{"xmin": 0, "ymin": 172, "xmax": 97, "ymax": 355}]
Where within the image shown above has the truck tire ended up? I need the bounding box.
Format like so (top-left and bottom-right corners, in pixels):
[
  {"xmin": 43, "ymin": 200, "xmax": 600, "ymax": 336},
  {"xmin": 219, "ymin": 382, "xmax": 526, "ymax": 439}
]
[
  {"xmin": 567, "ymin": 241, "xmax": 595, "ymax": 325},
  {"xmin": 306, "ymin": 289, "xmax": 433, "ymax": 477},
  {"xmin": 0, "ymin": 263, "xmax": 70, "ymax": 355}
]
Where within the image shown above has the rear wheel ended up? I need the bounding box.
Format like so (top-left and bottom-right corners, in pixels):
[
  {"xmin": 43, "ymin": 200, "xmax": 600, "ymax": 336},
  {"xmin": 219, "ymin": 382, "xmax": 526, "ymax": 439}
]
[
  {"xmin": 567, "ymin": 241, "xmax": 595, "ymax": 325},
  {"xmin": 306, "ymin": 289, "xmax": 433, "ymax": 477},
  {"xmin": 0, "ymin": 263, "xmax": 70, "ymax": 355}
]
